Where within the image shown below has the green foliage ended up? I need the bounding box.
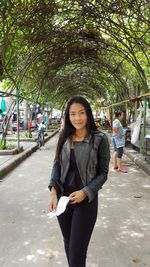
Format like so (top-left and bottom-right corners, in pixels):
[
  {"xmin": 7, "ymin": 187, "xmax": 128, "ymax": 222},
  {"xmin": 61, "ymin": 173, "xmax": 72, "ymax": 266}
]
[
  {"xmin": 0, "ymin": 140, "xmax": 15, "ymax": 150},
  {"xmin": 22, "ymin": 131, "xmax": 30, "ymax": 139},
  {"xmin": 0, "ymin": 0, "xmax": 149, "ymax": 106}
]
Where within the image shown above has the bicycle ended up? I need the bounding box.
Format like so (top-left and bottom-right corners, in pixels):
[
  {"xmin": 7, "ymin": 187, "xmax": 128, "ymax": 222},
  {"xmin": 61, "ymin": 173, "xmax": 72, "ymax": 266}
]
[{"xmin": 37, "ymin": 128, "xmax": 45, "ymax": 149}]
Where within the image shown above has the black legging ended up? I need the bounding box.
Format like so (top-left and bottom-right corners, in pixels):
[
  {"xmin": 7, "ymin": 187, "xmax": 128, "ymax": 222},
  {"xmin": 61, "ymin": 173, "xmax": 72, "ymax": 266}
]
[{"xmin": 57, "ymin": 195, "xmax": 98, "ymax": 267}]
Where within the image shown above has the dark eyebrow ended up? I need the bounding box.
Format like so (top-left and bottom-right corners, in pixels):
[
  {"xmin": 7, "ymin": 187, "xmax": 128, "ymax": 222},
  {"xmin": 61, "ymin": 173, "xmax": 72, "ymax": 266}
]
[{"xmin": 70, "ymin": 108, "xmax": 85, "ymax": 114}]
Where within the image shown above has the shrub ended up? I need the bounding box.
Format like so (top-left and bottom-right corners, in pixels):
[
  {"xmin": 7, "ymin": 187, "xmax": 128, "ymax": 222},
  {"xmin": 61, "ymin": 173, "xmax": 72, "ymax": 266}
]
[{"xmin": 0, "ymin": 139, "xmax": 15, "ymax": 150}]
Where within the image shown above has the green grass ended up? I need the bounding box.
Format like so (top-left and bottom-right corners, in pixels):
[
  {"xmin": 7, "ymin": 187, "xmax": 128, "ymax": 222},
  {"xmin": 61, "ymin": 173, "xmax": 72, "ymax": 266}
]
[{"xmin": 0, "ymin": 140, "xmax": 16, "ymax": 150}]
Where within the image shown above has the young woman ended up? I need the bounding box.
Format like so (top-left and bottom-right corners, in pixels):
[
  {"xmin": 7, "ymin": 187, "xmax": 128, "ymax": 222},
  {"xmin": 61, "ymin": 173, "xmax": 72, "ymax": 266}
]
[
  {"xmin": 48, "ymin": 96, "xmax": 110, "ymax": 267},
  {"xmin": 112, "ymin": 111, "xmax": 127, "ymax": 173}
]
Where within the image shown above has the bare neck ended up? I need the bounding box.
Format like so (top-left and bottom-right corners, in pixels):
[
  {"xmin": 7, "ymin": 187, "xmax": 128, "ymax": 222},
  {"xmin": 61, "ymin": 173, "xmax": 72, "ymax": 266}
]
[{"xmin": 72, "ymin": 129, "xmax": 88, "ymax": 141}]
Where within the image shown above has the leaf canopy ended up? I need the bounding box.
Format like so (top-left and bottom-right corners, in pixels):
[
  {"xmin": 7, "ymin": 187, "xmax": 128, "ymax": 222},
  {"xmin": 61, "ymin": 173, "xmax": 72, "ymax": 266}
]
[{"xmin": 0, "ymin": 0, "xmax": 149, "ymax": 106}]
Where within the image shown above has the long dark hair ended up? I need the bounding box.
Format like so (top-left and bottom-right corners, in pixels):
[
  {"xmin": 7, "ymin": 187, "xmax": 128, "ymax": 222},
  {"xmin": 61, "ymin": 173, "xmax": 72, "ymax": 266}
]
[{"xmin": 55, "ymin": 96, "xmax": 98, "ymax": 161}]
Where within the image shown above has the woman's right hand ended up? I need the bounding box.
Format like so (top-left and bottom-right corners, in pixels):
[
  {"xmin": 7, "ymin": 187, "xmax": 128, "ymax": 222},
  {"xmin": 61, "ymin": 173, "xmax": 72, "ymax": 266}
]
[{"xmin": 48, "ymin": 187, "xmax": 58, "ymax": 212}]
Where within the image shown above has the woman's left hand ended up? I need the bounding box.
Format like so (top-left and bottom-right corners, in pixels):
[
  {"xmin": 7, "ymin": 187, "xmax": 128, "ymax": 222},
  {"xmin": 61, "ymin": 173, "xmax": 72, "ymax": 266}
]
[{"xmin": 69, "ymin": 190, "xmax": 87, "ymax": 204}]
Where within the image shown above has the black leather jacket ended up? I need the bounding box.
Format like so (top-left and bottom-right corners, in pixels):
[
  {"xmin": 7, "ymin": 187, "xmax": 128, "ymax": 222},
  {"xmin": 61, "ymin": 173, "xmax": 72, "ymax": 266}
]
[{"xmin": 48, "ymin": 132, "xmax": 110, "ymax": 202}]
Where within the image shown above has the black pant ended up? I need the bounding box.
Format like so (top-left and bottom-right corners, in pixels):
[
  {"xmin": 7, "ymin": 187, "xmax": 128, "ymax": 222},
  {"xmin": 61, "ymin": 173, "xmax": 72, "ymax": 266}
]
[{"xmin": 57, "ymin": 195, "xmax": 98, "ymax": 267}]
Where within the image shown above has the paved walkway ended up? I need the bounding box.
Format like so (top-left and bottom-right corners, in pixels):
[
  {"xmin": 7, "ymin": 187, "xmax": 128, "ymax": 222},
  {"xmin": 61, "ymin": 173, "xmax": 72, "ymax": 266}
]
[
  {"xmin": 0, "ymin": 130, "xmax": 58, "ymax": 178},
  {"xmin": 0, "ymin": 133, "xmax": 150, "ymax": 267},
  {"xmin": 0, "ymin": 130, "xmax": 150, "ymax": 179}
]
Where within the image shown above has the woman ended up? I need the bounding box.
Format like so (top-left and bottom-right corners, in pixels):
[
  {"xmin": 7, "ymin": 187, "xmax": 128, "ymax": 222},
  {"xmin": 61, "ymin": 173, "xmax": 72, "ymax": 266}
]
[
  {"xmin": 112, "ymin": 111, "xmax": 127, "ymax": 173},
  {"xmin": 48, "ymin": 96, "xmax": 110, "ymax": 267}
]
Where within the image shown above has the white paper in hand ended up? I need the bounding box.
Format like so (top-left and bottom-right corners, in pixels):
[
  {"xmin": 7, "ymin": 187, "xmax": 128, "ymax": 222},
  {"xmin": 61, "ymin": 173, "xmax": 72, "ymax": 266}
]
[{"xmin": 47, "ymin": 196, "xmax": 70, "ymax": 218}]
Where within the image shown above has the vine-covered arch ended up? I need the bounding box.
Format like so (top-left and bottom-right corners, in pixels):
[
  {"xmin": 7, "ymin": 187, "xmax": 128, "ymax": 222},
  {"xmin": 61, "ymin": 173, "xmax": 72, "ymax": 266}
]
[{"xmin": 0, "ymin": 0, "xmax": 149, "ymax": 107}]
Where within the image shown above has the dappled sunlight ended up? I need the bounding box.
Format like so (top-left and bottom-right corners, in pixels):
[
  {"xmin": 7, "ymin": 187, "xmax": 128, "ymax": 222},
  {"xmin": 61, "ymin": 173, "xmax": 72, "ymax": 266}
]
[
  {"xmin": 87, "ymin": 258, "xmax": 98, "ymax": 267},
  {"xmin": 18, "ymin": 173, "xmax": 26, "ymax": 177},
  {"xmin": 143, "ymin": 184, "xmax": 150, "ymax": 188},
  {"xmin": 17, "ymin": 248, "xmax": 65, "ymax": 265},
  {"xmin": 129, "ymin": 167, "xmax": 141, "ymax": 173},
  {"xmin": 95, "ymin": 217, "xmax": 110, "ymax": 229},
  {"xmin": 23, "ymin": 240, "xmax": 31, "ymax": 246},
  {"xmin": 26, "ymin": 255, "xmax": 37, "ymax": 262},
  {"xmin": 0, "ymin": 133, "xmax": 150, "ymax": 267},
  {"xmin": 23, "ymin": 206, "xmax": 30, "ymax": 210},
  {"xmin": 117, "ymin": 228, "xmax": 144, "ymax": 240},
  {"xmin": 37, "ymin": 248, "xmax": 59, "ymax": 259}
]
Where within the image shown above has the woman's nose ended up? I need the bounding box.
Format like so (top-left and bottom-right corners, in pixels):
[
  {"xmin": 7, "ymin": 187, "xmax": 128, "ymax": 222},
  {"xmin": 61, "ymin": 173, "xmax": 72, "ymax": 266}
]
[{"xmin": 75, "ymin": 113, "xmax": 81, "ymax": 120}]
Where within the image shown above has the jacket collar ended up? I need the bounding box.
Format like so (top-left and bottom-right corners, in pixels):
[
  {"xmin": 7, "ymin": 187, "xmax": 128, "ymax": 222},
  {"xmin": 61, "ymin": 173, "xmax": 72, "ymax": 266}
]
[
  {"xmin": 62, "ymin": 133, "xmax": 94, "ymax": 160},
  {"xmin": 65, "ymin": 134, "xmax": 92, "ymax": 145}
]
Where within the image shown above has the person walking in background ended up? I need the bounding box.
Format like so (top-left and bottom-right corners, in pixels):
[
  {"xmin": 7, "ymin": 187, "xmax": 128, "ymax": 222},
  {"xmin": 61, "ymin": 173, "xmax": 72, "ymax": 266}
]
[
  {"xmin": 48, "ymin": 96, "xmax": 110, "ymax": 267},
  {"xmin": 112, "ymin": 111, "xmax": 127, "ymax": 173}
]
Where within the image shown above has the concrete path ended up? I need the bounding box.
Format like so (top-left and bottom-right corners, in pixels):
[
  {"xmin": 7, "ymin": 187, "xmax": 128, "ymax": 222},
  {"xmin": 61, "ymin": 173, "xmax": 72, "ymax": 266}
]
[
  {"xmin": 0, "ymin": 134, "xmax": 150, "ymax": 267},
  {"xmin": 0, "ymin": 130, "xmax": 58, "ymax": 178}
]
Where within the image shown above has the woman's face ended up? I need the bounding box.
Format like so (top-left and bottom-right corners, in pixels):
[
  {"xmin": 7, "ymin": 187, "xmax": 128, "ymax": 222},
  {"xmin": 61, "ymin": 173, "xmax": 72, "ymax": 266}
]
[
  {"xmin": 119, "ymin": 113, "xmax": 124, "ymax": 121},
  {"xmin": 69, "ymin": 102, "xmax": 88, "ymax": 131}
]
